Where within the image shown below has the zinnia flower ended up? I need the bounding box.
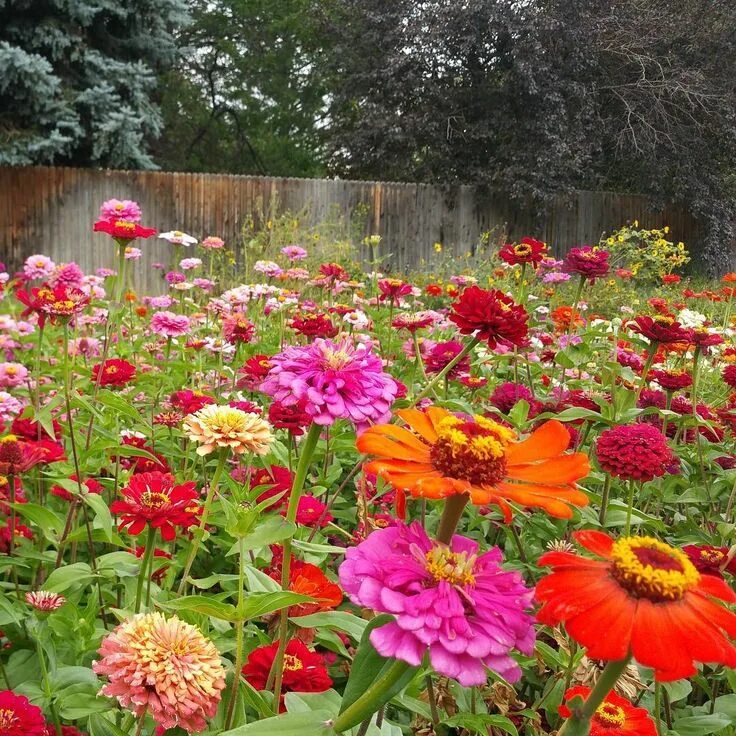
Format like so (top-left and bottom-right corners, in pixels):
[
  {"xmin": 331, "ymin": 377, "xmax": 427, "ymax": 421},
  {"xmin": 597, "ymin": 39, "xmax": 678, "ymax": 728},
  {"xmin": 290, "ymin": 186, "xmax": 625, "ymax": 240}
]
[
  {"xmin": 94, "ymin": 219, "xmax": 156, "ymax": 241},
  {"xmin": 723, "ymin": 365, "xmax": 736, "ymax": 389},
  {"xmin": 0, "ymin": 363, "xmax": 28, "ymax": 389},
  {"xmin": 94, "ymin": 612, "xmax": 226, "ymax": 733},
  {"xmin": 0, "ymin": 690, "xmax": 48, "ymax": 736},
  {"xmin": 150, "ymin": 311, "xmax": 191, "ymax": 338},
  {"xmin": 682, "ymin": 545, "xmax": 736, "ymax": 578},
  {"xmin": 649, "ymin": 369, "xmax": 692, "ymax": 392},
  {"xmin": 559, "ymin": 686, "xmax": 656, "ymax": 736},
  {"xmin": 159, "ymin": 230, "xmax": 197, "ymax": 246},
  {"xmin": 535, "ymin": 531, "xmax": 736, "ymax": 681},
  {"xmin": 357, "ymin": 409, "xmax": 590, "ymax": 520},
  {"xmin": 629, "ymin": 315, "xmax": 691, "ymax": 345},
  {"xmin": 268, "ymin": 399, "xmax": 311, "ymax": 436},
  {"xmin": 499, "ymin": 237, "xmax": 547, "ymax": 267},
  {"xmin": 111, "ymin": 472, "xmax": 200, "ymax": 541},
  {"xmin": 23, "ymin": 255, "xmax": 55, "ymax": 280},
  {"xmin": 261, "ymin": 338, "xmax": 398, "ymax": 429},
  {"xmin": 449, "ymin": 286, "xmax": 528, "ymax": 348},
  {"xmin": 289, "ymin": 313, "xmax": 338, "ymax": 339},
  {"xmin": 424, "ymin": 340, "xmax": 470, "ymax": 379},
  {"xmin": 284, "ymin": 560, "xmax": 342, "ymax": 617},
  {"xmin": 91, "ymin": 358, "xmax": 136, "ymax": 387},
  {"xmin": 183, "ymin": 405, "xmax": 273, "ymax": 456},
  {"xmin": 241, "ymin": 639, "xmax": 332, "ymax": 710},
  {"xmin": 222, "ymin": 313, "xmax": 255, "ymax": 344},
  {"xmin": 25, "ymin": 590, "xmax": 66, "ymax": 612},
  {"xmin": 201, "ymin": 236, "xmax": 225, "ymax": 249},
  {"xmin": 339, "ymin": 522, "xmax": 535, "ymax": 686},
  {"xmin": 490, "ymin": 382, "xmax": 533, "ymax": 414},
  {"xmin": 281, "ymin": 245, "xmax": 307, "ymax": 261},
  {"xmin": 99, "ymin": 199, "xmax": 142, "ymax": 223},
  {"xmin": 596, "ymin": 424, "xmax": 674, "ymax": 482},
  {"xmin": 563, "ymin": 246, "xmax": 610, "ymax": 281}
]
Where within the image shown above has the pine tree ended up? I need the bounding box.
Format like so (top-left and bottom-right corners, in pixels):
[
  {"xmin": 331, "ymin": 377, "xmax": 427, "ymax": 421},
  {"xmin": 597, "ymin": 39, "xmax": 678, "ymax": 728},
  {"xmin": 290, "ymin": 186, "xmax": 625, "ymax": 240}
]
[{"xmin": 0, "ymin": 0, "xmax": 188, "ymax": 168}]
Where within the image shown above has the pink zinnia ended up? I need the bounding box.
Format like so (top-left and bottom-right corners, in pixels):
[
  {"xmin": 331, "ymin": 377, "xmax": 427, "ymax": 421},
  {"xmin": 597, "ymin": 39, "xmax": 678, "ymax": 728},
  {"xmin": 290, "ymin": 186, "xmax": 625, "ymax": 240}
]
[
  {"xmin": 23, "ymin": 255, "xmax": 55, "ymax": 280},
  {"xmin": 0, "ymin": 363, "xmax": 28, "ymax": 389},
  {"xmin": 281, "ymin": 245, "xmax": 308, "ymax": 261},
  {"xmin": 201, "ymin": 236, "xmax": 225, "ymax": 249},
  {"xmin": 94, "ymin": 612, "xmax": 226, "ymax": 733},
  {"xmin": 150, "ymin": 311, "xmax": 191, "ymax": 338},
  {"xmin": 99, "ymin": 198, "xmax": 142, "ymax": 223},
  {"xmin": 339, "ymin": 522, "xmax": 535, "ymax": 686},
  {"xmin": 49, "ymin": 262, "xmax": 84, "ymax": 289},
  {"xmin": 261, "ymin": 338, "xmax": 398, "ymax": 429}
]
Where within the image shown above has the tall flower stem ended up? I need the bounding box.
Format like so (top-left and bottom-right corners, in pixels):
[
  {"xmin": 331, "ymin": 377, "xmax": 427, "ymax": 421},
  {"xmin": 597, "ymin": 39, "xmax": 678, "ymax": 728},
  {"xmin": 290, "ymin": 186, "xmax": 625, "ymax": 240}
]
[
  {"xmin": 557, "ymin": 657, "xmax": 631, "ymax": 736},
  {"xmin": 271, "ymin": 422, "xmax": 322, "ymax": 710},
  {"xmin": 598, "ymin": 475, "xmax": 612, "ymax": 526},
  {"xmin": 134, "ymin": 526, "xmax": 157, "ymax": 613},
  {"xmin": 624, "ymin": 478, "xmax": 636, "ymax": 536},
  {"xmin": 224, "ymin": 537, "xmax": 247, "ymax": 730},
  {"xmin": 115, "ymin": 239, "xmax": 128, "ymax": 306},
  {"xmin": 635, "ymin": 349, "xmax": 656, "ymax": 402},
  {"xmin": 410, "ymin": 336, "xmax": 480, "ymax": 407},
  {"xmin": 435, "ymin": 494, "xmax": 469, "ymax": 544},
  {"xmin": 177, "ymin": 449, "xmax": 228, "ymax": 595},
  {"xmin": 332, "ymin": 659, "xmax": 413, "ymax": 733},
  {"xmin": 36, "ymin": 633, "xmax": 62, "ymax": 736}
]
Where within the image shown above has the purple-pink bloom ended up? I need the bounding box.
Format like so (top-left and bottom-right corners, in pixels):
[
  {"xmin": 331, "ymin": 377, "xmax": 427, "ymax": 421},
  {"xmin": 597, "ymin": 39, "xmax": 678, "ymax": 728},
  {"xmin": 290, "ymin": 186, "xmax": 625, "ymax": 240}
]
[
  {"xmin": 339, "ymin": 522, "xmax": 535, "ymax": 686},
  {"xmin": 99, "ymin": 199, "xmax": 142, "ymax": 223},
  {"xmin": 0, "ymin": 362, "xmax": 29, "ymax": 388},
  {"xmin": 281, "ymin": 245, "xmax": 308, "ymax": 261},
  {"xmin": 49, "ymin": 262, "xmax": 85, "ymax": 289},
  {"xmin": 150, "ymin": 311, "xmax": 191, "ymax": 338},
  {"xmin": 23, "ymin": 255, "xmax": 55, "ymax": 280},
  {"xmin": 261, "ymin": 338, "xmax": 398, "ymax": 429},
  {"xmin": 490, "ymin": 381, "xmax": 533, "ymax": 414}
]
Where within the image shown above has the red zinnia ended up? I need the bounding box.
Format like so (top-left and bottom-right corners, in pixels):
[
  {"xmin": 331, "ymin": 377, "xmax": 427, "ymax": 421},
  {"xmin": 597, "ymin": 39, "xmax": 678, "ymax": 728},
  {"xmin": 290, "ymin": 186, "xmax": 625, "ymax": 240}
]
[
  {"xmin": 596, "ymin": 424, "xmax": 674, "ymax": 482},
  {"xmin": 724, "ymin": 365, "xmax": 736, "ymax": 390},
  {"xmin": 499, "ymin": 237, "xmax": 547, "ymax": 267},
  {"xmin": 93, "ymin": 219, "xmax": 156, "ymax": 241},
  {"xmin": 536, "ymin": 530, "xmax": 736, "ymax": 681},
  {"xmin": 649, "ymin": 369, "xmax": 692, "ymax": 392},
  {"xmin": 51, "ymin": 475, "xmax": 103, "ymax": 502},
  {"xmin": 0, "ymin": 689, "xmax": 48, "ymax": 736},
  {"xmin": 629, "ymin": 315, "xmax": 692, "ymax": 345},
  {"xmin": 378, "ymin": 278, "xmax": 413, "ymax": 305},
  {"xmin": 450, "ymin": 286, "xmax": 528, "ymax": 348},
  {"xmin": 559, "ymin": 686, "xmax": 656, "ymax": 736},
  {"xmin": 268, "ymin": 399, "xmax": 311, "ymax": 436},
  {"xmin": 689, "ymin": 327, "xmax": 724, "ymax": 350},
  {"xmin": 283, "ymin": 561, "xmax": 343, "ymax": 617},
  {"xmin": 562, "ymin": 246, "xmax": 610, "ymax": 281},
  {"xmin": 117, "ymin": 435, "xmax": 170, "ymax": 474},
  {"xmin": 91, "ymin": 358, "xmax": 136, "ymax": 387},
  {"xmin": 241, "ymin": 639, "xmax": 332, "ymax": 709},
  {"xmin": 169, "ymin": 389, "xmax": 216, "ymax": 415},
  {"xmin": 425, "ymin": 284, "xmax": 443, "ymax": 296},
  {"xmin": 238, "ymin": 464, "xmax": 293, "ymax": 508},
  {"xmin": 0, "ymin": 436, "xmax": 47, "ymax": 475},
  {"xmin": 237, "ymin": 354, "xmax": 273, "ymax": 391},
  {"xmin": 318, "ymin": 262, "xmax": 349, "ymax": 282},
  {"xmin": 289, "ymin": 313, "xmax": 338, "ymax": 339},
  {"xmin": 111, "ymin": 471, "xmax": 200, "ymax": 542},
  {"xmin": 424, "ymin": 341, "xmax": 471, "ymax": 379},
  {"xmin": 222, "ymin": 313, "xmax": 256, "ymax": 345},
  {"xmin": 683, "ymin": 545, "xmax": 736, "ymax": 579},
  {"xmin": 662, "ymin": 274, "xmax": 681, "ymax": 285}
]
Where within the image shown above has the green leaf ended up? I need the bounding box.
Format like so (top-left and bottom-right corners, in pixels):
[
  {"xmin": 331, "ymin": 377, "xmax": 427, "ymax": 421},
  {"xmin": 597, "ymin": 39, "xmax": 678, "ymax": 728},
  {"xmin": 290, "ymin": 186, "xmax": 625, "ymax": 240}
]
[
  {"xmin": 12, "ymin": 503, "xmax": 64, "ymax": 541},
  {"xmin": 0, "ymin": 596, "xmax": 21, "ymax": 626},
  {"xmin": 220, "ymin": 710, "xmax": 334, "ymax": 736},
  {"xmin": 58, "ymin": 692, "xmax": 113, "ymax": 719},
  {"xmin": 88, "ymin": 714, "xmax": 131, "ymax": 736},
  {"xmin": 339, "ymin": 614, "xmax": 418, "ymax": 715},
  {"xmin": 44, "ymin": 562, "xmax": 94, "ymax": 593},
  {"xmin": 444, "ymin": 714, "xmax": 519, "ymax": 736},
  {"xmin": 50, "ymin": 666, "xmax": 99, "ymax": 690},
  {"xmin": 84, "ymin": 492, "xmax": 114, "ymax": 541},
  {"xmin": 160, "ymin": 595, "xmax": 238, "ymax": 622},
  {"xmin": 671, "ymin": 714, "xmax": 732, "ymax": 736},
  {"xmin": 237, "ymin": 591, "xmax": 314, "ymax": 620},
  {"xmin": 290, "ymin": 611, "xmax": 367, "ymax": 642},
  {"xmin": 239, "ymin": 517, "xmax": 297, "ymax": 551}
]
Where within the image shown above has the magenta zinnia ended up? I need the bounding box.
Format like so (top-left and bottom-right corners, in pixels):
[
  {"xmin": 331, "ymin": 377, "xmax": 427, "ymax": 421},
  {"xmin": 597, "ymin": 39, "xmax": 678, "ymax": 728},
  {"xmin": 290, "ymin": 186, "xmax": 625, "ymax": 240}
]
[
  {"xmin": 261, "ymin": 338, "xmax": 398, "ymax": 429},
  {"xmin": 339, "ymin": 522, "xmax": 535, "ymax": 686},
  {"xmin": 94, "ymin": 612, "xmax": 226, "ymax": 733}
]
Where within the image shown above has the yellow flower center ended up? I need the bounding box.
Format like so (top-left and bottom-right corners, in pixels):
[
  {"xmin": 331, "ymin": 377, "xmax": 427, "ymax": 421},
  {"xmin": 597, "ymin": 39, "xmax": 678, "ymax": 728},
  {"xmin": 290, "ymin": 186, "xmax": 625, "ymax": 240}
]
[
  {"xmin": 513, "ymin": 243, "xmax": 532, "ymax": 256},
  {"xmin": 430, "ymin": 415, "xmax": 516, "ymax": 486},
  {"xmin": 425, "ymin": 546, "xmax": 476, "ymax": 586},
  {"xmin": 140, "ymin": 491, "xmax": 171, "ymax": 509},
  {"xmin": 105, "ymin": 365, "xmax": 118, "ymax": 374},
  {"xmin": 595, "ymin": 702, "xmax": 626, "ymax": 727},
  {"xmin": 114, "ymin": 220, "xmax": 136, "ymax": 230},
  {"xmin": 114, "ymin": 203, "xmax": 125, "ymax": 210},
  {"xmin": 0, "ymin": 709, "xmax": 18, "ymax": 729},
  {"xmin": 283, "ymin": 654, "xmax": 303, "ymax": 671},
  {"xmin": 321, "ymin": 347, "xmax": 352, "ymax": 370},
  {"xmin": 653, "ymin": 315, "xmax": 674, "ymax": 325},
  {"xmin": 0, "ymin": 435, "xmax": 18, "ymax": 444},
  {"xmin": 174, "ymin": 230, "xmax": 183, "ymax": 237},
  {"xmin": 610, "ymin": 536, "xmax": 700, "ymax": 602},
  {"xmin": 700, "ymin": 549, "xmax": 725, "ymax": 565}
]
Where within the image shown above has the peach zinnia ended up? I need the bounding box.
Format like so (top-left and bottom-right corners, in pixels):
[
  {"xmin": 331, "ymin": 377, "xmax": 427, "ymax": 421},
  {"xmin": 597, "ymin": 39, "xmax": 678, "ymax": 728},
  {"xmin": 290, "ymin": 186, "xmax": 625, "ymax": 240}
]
[
  {"xmin": 357, "ymin": 408, "xmax": 590, "ymax": 520},
  {"xmin": 183, "ymin": 405, "xmax": 274, "ymax": 456},
  {"xmin": 94, "ymin": 612, "xmax": 226, "ymax": 733}
]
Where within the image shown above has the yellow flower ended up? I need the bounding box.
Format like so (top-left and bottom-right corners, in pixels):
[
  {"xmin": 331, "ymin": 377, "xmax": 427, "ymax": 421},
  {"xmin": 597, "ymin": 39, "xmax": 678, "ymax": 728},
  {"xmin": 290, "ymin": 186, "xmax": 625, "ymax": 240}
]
[
  {"xmin": 664, "ymin": 226, "xmax": 670, "ymax": 234},
  {"xmin": 434, "ymin": 242, "xmax": 443, "ymax": 253},
  {"xmin": 633, "ymin": 220, "xmax": 639, "ymax": 228},
  {"xmin": 183, "ymin": 405, "xmax": 274, "ymax": 456}
]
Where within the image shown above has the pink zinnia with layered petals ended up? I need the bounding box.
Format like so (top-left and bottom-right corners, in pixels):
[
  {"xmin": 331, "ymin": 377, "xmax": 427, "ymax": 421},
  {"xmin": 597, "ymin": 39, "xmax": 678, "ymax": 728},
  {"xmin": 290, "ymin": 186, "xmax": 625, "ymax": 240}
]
[
  {"xmin": 150, "ymin": 311, "xmax": 191, "ymax": 338},
  {"xmin": 339, "ymin": 522, "xmax": 535, "ymax": 686},
  {"xmin": 99, "ymin": 199, "xmax": 142, "ymax": 223},
  {"xmin": 94, "ymin": 612, "xmax": 225, "ymax": 733},
  {"xmin": 261, "ymin": 338, "xmax": 398, "ymax": 429}
]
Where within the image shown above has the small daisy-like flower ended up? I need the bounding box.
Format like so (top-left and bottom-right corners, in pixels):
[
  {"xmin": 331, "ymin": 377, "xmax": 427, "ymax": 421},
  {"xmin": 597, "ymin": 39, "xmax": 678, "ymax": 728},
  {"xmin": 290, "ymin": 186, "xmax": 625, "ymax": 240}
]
[
  {"xmin": 183, "ymin": 405, "xmax": 274, "ymax": 456},
  {"xmin": 94, "ymin": 612, "xmax": 226, "ymax": 733},
  {"xmin": 25, "ymin": 590, "xmax": 66, "ymax": 612},
  {"xmin": 159, "ymin": 230, "xmax": 198, "ymax": 246}
]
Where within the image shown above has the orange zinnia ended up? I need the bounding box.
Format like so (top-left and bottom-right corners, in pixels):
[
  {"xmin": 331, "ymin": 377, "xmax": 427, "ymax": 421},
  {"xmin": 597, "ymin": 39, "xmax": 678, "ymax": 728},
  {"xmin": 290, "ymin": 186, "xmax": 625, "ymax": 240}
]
[
  {"xmin": 536, "ymin": 531, "xmax": 736, "ymax": 681},
  {"xmin": 356, "ymin": 408, "xmax": 590, "ymax": 520}
]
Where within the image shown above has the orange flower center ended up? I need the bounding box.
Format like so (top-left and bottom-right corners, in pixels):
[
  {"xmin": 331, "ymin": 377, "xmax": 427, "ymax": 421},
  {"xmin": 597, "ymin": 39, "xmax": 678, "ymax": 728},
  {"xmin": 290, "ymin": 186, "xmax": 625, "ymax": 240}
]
[
  {"xmin": 430, "ymin": 415, "xmax": 516, "ymax": 486},
  {"xmin": 653, "ymin": 315, "xmax": 674, "ymax": 325},
  {"xmin": 0, "ymin": 709, "xmax": 18, "ymax": 729},
  {"xmin": 700, "ymin": 549, "xmax": 725, "ymax": 565},
  {"xmin": 425, "ymin": 546, "xmax": 476, "ymax": 586},
  {"xmin": 610, "ymin": 537, "xmax": 700, "ymax": 602},
  {"xmin": 140, "ymin": 491, "xmax": 171, "ymax": 509},
  {"xmin": 283, "ymin": 654, "xmax": 303, "ymax": 671},
  {"xmin": 320, "ymin": 347, "xmax": 352, "ymax": 370},
  {"xmin": 513, "ymin": 243, "xmax": 532, "ymax": 256},
  {"xmin": 115, "ymin": 220, "xmax": 136, "ymax": 230},
  {"xmin": 594, "ymin": 702, "xmax": 626, "ymax": 728},
  {"xmin": 105, "ymin": 365, "xmax": 118, "ymax": 374}
]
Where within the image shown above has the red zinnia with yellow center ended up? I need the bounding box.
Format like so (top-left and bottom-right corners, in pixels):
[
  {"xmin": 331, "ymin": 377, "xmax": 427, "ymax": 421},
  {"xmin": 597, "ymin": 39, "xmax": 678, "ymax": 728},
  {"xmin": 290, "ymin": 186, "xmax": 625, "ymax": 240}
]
[
  {"xmin": 559, "ymin": 686, "xmax": 656, "ymax": 735},
  {"xmin": 356, "ymin": 408, "xmax": 590, "ymax": 520},
  {"xmin": 536, "ymin": 531, "xmax": 736, "ymax": 680}
]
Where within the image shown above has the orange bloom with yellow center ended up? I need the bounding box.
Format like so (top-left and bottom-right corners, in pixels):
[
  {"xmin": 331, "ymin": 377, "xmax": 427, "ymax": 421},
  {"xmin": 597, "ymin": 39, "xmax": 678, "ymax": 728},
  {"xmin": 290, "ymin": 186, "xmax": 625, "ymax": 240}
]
[{"xmin": 356, "ymin": 408, "xmax": 590, "ymax": 520}]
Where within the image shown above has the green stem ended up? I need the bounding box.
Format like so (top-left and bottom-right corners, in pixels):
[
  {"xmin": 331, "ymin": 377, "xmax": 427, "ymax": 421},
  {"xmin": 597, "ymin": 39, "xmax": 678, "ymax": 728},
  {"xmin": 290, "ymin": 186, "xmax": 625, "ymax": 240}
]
[
  {"xmin": 36, "ymin": 635, "xmax": 62, "ymax": 736},
  {"xmin": 635, "ymin": 349, "xmax": 656, "ymax": 402},
  {"xmin": 557, "ymin": 657, "xmax": 631, "ymax": 736},
  {"xmin": 271, "ymin": 423, "xmax": 323, "ymax": 709},
  {"xmin": 435, "ymin": 494, "xmax": 469, "ymax": 544},
  {"xmin": 624, "ymin": 478, "xmax": 636, "ymax": 536},
  {"xmin": 598, "ymin": 475, "xmax": 612, "ymax": 526},
  {"xmin": 332, "ymin": 659, "xmax": 413, "ymax": 733},
  {"xmin": 177, "ymin": 450, "xmax": 228, "ymax": 595},
  {"xmin": 135, "ymin": 526, "xmax": 157, "ymax": 613},
  {"xmin": 654, "ymin": 682, "xmax": 663, "ymax": 736},
  {"xmin": 224, "ymin": 537, "xmax": 247, "ymax": 730},
  {"xmin": 410, "ymin": 336, "xmax": 479, "ymax": 407}
]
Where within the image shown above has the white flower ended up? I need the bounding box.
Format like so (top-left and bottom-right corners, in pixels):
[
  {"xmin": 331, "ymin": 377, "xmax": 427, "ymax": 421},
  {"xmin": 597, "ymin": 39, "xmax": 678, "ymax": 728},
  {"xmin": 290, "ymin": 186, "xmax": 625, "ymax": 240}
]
[
  {"xmin": 159, "ymin": 230, "xmax": 198, "ymax": 246},
  {"xmin": 677, "ymin": 308, "xmax": 707, "ymax": 328}
]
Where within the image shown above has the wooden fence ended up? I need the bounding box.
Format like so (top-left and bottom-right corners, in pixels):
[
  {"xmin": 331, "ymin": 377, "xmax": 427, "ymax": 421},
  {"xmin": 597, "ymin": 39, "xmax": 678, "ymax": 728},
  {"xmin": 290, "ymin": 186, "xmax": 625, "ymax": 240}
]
[{"xmin": 0, "ymin": 166, "xmax": 703, "ymax": 292}]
